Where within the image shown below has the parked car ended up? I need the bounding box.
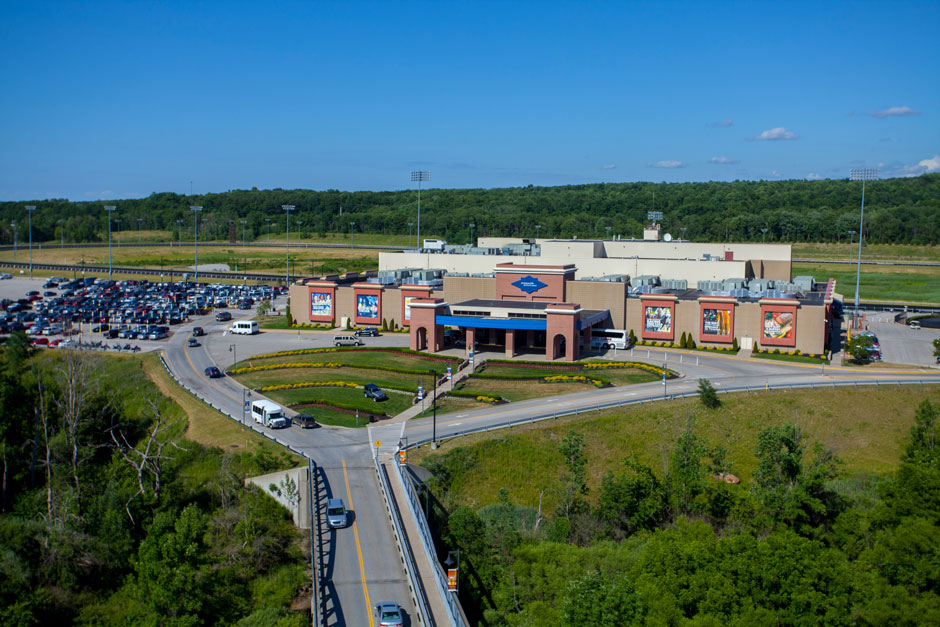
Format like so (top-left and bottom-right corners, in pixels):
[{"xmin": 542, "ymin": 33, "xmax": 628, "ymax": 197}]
[
  {"xmin": 294, "ymin": 414, "xmax": 317, "ymax": 429},
  {"xmin": 204, "ymin": 366, "xmax": 222, "ymax": 378},
  {"xmin": 374, "ymin": 602, "xmax": 405, "ymax": 627},
  {"xmin": 326, "ymin": 498, "xmax": 347, "ymax": 528},
  {"xmin": 215, "ymin": 311, "xmax": 232, "ymax": 322},
  {"xmin": 355, "ymin": 326, "xmax": 380, "ymax": 337},
  {"xmin": 363, "ymin": 383, "xmax": 388, "ymax": 402}
]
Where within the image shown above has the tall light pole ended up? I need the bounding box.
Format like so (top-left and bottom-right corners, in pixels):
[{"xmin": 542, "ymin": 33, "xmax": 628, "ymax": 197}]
[
  {"xmin": 240, "ymin": 219, "xmax": 247, "ymax": 246},
  {"xmin": 282, "ymin": 205, "xmax": 295, "ymax": 285},
  {"xmin": 105, "ymin": 206, "xmax": 116, "ymax": 278},
  {"xmin": 11, "ymin": 221, "xmax": 17, "ymax": 261},
  {"xmin": 408, "ymin": 222, "xmax": 414, "ymax": 249},
  {"xmin": 410, "ymin": 171, "xmax": 430, "ymax": 249},
  {"xmin": 115, "ymin": 219, "xmax": 122, "ymax": 247},
  {"xmin": 266, "ymin": 218, "xmax": 272, "ymax": 241},
  {"xmin": 58, "ymin": 219, "xmax": 64, "ymax": 248},
  {"xmin": 470, "ymin": 222, "xmax": 475, "ymax": 246},
  {"xmin": 680, "ymin": 227, "xmax": 687, "ymax": 241},
  {"xmin": 350, "ymin": 222, "xmax": 356, "ymax": 248},
  {"xmin": 296, "ymin": 220, "xmax": 303, "ymax": 244},
  {"xmin": 535, "ymin": 224, "xmax": 541, "ymax": 240},
  {"xmin": 848, "ymin": 230, "xmax": 856, "ymax": 248},
  {"xmin": 850, "ymin": 168, "xmax": 878, "ymax": 316},
  {"xmin": 191, "ymin": 206, "xmax": 202, "ymax": 282},
  {"xmin": 25, "ymin": 206, "xmax": 36, "ymax": 279},
  {"xmin": 137, "ymin": 218, "xmax": 143, "ymax": 242},
  {"xmin": 760, "ymin": 228, "xmax": 768, "ymax": 244},
  {"xmin": 176, "ymin": 219, "xmax": 183, "ymax": 248}
]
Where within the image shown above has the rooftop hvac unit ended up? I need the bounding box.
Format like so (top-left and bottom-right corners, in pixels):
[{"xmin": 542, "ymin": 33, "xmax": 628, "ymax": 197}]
[
  {"xmin": 697, "ymin": 280, "xmax": 724, "ymax": 291},
  {"xmin": 470, "ymin": 273, "xmax": 495, "ymax": 278},
  {"xmin": 448, "ymin": 272, "xmax": 469, "ymax": 277},
  {"xmin": 722, "ymin": 278, "xmax": 748, "ymax": 291},
  {"xmin": 792, "ymin": 276, "xmax": 815, "ymax": 292},
  {"xmin": 633, "ymin": 275, "xmax": 661, "ymax": 287}
]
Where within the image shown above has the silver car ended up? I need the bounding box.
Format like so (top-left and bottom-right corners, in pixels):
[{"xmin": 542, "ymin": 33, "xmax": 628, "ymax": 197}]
[{"xmin": 326, "ymin": 498, "xmax": 347, "ymax": 529}]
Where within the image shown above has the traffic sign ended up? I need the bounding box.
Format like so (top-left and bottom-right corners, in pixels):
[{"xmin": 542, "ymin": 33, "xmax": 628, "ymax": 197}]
[
  {"xmin": 446, "ymin": 366, "xmax": 452, "ymax": 381},
  {"xmin": 375, "ymin": 440, "xmax": 382, "ymax": 448}
]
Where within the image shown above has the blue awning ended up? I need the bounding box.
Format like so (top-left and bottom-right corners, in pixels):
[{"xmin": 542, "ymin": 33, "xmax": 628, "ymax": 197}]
[{"xmin": 436, "ymin": 315, "xmax": 546, "ymax": 330}]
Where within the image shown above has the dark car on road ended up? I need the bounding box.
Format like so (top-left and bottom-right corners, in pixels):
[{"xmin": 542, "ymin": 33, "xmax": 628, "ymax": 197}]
[
  {"xmin": 363, "ymin": 383, "xmax": 388, "ymax": 402},
  {"xmin": 187, "ymin": 337, "xmax": 199, "ymax": 347},
  {"xmin": 355, "ymin": 326, "xmax": 380, "ymax": 337},
  {"xmin": 294, "ymin": 414, "xmax": 316, "ymax": 429},
  {"xmin": 215, "ymin": 311, "xmax": 232, "ymax": 322},
  {"xmin": 204, "ymin": 366, "xmax": 222, "ymax": 378},
  {"xmin": 192, "ymin": 326, "xmax": 205, "ymax": 337}
]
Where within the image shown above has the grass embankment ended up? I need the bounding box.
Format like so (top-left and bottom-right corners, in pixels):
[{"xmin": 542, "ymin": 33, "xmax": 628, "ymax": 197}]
[
  {"xmin": 229, "ymin": 348, "xmax": 459, "ymax": 427},
  {"xmin": 412, "ymin": 384, "xmax": 940, "ymax": 512},
  {"xmin": 793, "ymin": 242, "xmax": 940, "ymax": 263},
  {"xmin": 140, "ymin": 353, "xmax": 301, "ymax": 463}
]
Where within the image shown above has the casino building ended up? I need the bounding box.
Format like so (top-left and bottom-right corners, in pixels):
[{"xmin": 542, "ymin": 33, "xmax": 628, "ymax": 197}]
[{"xmin": 289, "ymin": 235, "xmax": 840, "ymax": 361}]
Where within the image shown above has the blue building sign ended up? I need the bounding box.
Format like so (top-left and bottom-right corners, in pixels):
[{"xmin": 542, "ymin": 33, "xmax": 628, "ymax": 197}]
[{"xmin": 511, "ymin": 275, "xmax": 548, "ymax": 294}]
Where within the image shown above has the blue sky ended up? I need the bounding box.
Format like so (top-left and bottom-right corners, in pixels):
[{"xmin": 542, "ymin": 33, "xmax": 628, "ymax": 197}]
[{"xmin": 1, "ymin": 0, "xmax": 937, "ymax": 201}]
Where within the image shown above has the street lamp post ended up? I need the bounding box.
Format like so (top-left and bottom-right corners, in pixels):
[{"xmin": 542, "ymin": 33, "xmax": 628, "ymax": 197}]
[
  {"xmin": 265, "ymin": 218, "xmax": 272, "ymax": 241},
  {"xmin": 760, "ymin": 228, "xmax": 768, "ymax": 244},
  {"xmin": 848, "ymin": 230, "xmax": 856, "ymax": 248},
  {"xmin": 408, "ymin": 222, "xmax": 414, "ymax": 249},
  {"xmin": 410, "ymin": 171, "xmax": 430, "ymax": 249},
  {"xmin": 115, "ymin": 219, "xmax": 122, "ymax": 247},
  {"xmin": 137, "ymin": 218, "xmax": 144, "ymax": 242},
  {"xmin": 430, "ymin": 368, "xmax": 438, "ymax": 449},
  {"xmin": 282, "ymin": 205, "xmax": 295, "ymax": 285},
  {"xmin": 850, "ymin": 168, "xmax": 878, "ymax": 316},
  {"xmin": 350, "ymin": 222, "xmax": 355, "ymax": 248},
  {"xmin": 191, "ymin": 206, "xmax": 203, "ymax": 282},
  {"xmin": 105, "ymin": 206, "xmax": 116, "ymax": 278},
  {"xmin": 469, "ymin": 222, "xmax": 475, "ymax": 246},
  {"xmin": 11, "ymin": 221, "xmax": 17, "ymax": 261},
  {"xmin": 25, "ymin": 206, "xmax": 36, "ymax": 278},
  {"xmin": 58, "ymin": 219, "xmax": 64, "ymax": 248},
  {"xmin": 535, "ymin": 224, "xmax": 541, "ymax": 240},
  {"xmin": 680, "ymin": 227, "xmax": 687, "ymax": 241}
]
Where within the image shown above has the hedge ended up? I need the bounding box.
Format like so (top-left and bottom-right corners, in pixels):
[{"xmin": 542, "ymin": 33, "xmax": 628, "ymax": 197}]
[{"xmin": 246, "ymin": 346, "xmax": 458, "ymax": 364}]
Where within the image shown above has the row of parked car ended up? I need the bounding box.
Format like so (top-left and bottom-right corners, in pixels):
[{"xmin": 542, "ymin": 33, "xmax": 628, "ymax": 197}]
[{"xmin": 0, "ymin": 276, "xmax": 285, "ymax": 340}]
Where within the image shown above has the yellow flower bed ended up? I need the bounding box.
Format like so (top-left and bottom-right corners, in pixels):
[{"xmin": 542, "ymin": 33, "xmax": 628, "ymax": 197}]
[
  {"xmin": 584, "ymin": 361, "xmax": 666, "ymax": 375},
  {"xmin": 229, "ymin": 362, "xmax": 343, "ymax": 375},
  {"xmin": 258, "ymin": 381, "xmax": 360, "ymax": 392},
  {"xmin": 249, "ymin": 348, "xmax": 339, "ymax": 360},
  {"xmin": 543, "ymin": 374, "xmax": 605, "ymax": 388},
  {"xmin": 476, "ymin": 395, "xmax": 500, "ymax": 404}
]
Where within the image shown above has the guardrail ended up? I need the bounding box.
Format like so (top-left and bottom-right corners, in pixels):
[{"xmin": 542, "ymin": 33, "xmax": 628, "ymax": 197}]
[
  {"xmin": 373, "ymin": 457, "xmax": 435, "ymax": 626},
  {"xmin": 157, "ymin": 352, "xmax": 326, "ymax": 625},
  {"xmin": 393, "ymin": 459, "xmax": 467, "ymax": 626},
  {"xmin": 0, "ymin": 241, "xmax": 405, "ymax": 252},
  {"xmin": 404, "ymin": 376, "xmax": 940, "ymax": 449}
]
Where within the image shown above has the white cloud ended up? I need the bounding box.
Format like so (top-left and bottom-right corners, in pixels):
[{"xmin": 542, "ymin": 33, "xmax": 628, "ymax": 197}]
[
  {"xmin": 807, "ymin": 173, "xmax": 822, "ymax": 180},
  {"xmin": 747, "ymin": 127, "xmax": 798, "ymax": 141},
  {"xmin": 648, "ymin": 160, "xmax": 686, "ymax": 168},
  {"xmin": 709, "ymin": 156, "xmax": 738, "ymax": 164},
  {"xmin": 707, "ymin": 119, "xmax": 734, "ymax": 128},
  {"xmin": 919, "ymin": 155, "xmax": 940, "ymax": 172},
  {"xmin": 869, "ymin": 106, "xmax": 920, "ymax": 118},
  {"xmin": 601, "ymin": 164, "xmax": 617, "ymax": 170},
  {"xmin": 771, "ymin": 170, "xmax": 781, "ymax": 177}
]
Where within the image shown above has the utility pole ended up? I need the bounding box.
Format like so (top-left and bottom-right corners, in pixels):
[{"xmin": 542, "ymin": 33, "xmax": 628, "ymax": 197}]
[{"xmin": 191, "ymin": 206, "xmax": 203, "ymax": 282}]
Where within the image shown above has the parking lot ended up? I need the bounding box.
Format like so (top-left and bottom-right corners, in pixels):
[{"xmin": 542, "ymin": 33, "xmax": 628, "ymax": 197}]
[
  {"xmin": 860, "ymin": 312, "xmax": 940, "ymax": 367},
  {"xmin": 0, "ymin": 276, "xmax": 286, "ymax": 352}
]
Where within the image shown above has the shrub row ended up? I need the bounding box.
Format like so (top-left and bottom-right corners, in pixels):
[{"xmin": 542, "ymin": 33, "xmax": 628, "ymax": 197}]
[
  {"xmin": 258, "ymin": 381, "xmax": 359, "ymax": 392},
  {"xmin": 483, "ymin": 359, "xmax": 582, "ymax": 371},
  {"xmin": 448, "ymin": 389, "xmax": 504, "ymax": 403},
  {"xmin": 583, "ymin": 361, "xmax": 669, "ymax": 376},
  {"xmin": 542, "ymin": 374, "xmax": 608, "ymax": 388}
]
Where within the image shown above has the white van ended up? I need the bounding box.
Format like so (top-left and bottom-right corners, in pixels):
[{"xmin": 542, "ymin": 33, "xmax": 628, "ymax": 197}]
[
  {"xmin": 229, "ymin": 320, "xmax": 259, "ymax": 335},
  {"xmin": 590, "ymin": 328, "xmax": 632, "ymax": 350},
  {"xmin": 251, "ymin": 400, "xmax": 289, "ymax": 428},
  {"xmin": 332, "ymin": 334, "xmax": 363, "ymax": 347}
]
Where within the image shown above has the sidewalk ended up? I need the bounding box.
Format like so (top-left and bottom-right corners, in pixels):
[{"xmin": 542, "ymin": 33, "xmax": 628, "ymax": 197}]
[
  {"xmin": 385, "ymin": 359, "xmax": 481, "ymax": 424},
  {"xmin": 382, "ymin": 458, "xmax": 454, "ymax": 627}
]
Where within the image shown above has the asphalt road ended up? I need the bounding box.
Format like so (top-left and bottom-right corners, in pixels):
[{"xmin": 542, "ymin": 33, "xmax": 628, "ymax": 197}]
[{"xmin": 162, "ymin": 310, "xmax": 416, "ymax": 627}]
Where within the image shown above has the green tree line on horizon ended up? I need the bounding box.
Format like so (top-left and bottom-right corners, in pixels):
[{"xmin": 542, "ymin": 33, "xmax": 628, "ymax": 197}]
[{"xmin": 1, "ymin": 174, "xmax": 938, "ymax": 247}]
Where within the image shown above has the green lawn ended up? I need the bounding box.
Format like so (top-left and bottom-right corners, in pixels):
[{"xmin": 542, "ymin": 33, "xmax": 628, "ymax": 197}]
[
  {"xmin": 793, "ymin": 242, "xmax": 940, "ymax": 263},
  {"xmin": 455, "ymin": 378, "xmax": 600, "ymax": 402},
  {"xmin": 411, "ymin": 384, "xmax": 940, "ymax": 512},
  {"xmin": 235, "ymin": 348, "xmax": 457, "ymax": 372},
  {"xmin": 262, "ymin": 384, "xmax": 413, "ymax": 418},
  {"xmin": 793, "ymin": 262, "xmax": 940, "ymax": 304},
  {"xmin": 475, "ymin": 362, "xmax": 660, "ymax": 387},
  {"xmin": 415, "ymin": 395, "xmax": 494, "ymax": 418}
]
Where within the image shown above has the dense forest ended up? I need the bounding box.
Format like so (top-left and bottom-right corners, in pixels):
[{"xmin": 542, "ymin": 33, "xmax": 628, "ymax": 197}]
[
  {"xmin": 1, "ymin": 174, "xmax": 938, "ymax": 246},
  {"xmin": 0, "ymin": 339, "xmax": 309, "ymax": 626},
  {"xmin": 422, "ymin": 394, "xmax": 940, "ymax": 626}
]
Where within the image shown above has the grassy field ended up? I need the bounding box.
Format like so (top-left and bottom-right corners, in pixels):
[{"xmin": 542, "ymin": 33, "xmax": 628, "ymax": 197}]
[
  {"xmin": 454, "ymin": 378, "xmax": 601, "ymax": 402},
  {"xmin": 792, "ymin": 261, "xmax": 940, "ymax": 304},
  {"xmin": 411, "ymin": 384, "xmax": 940, "ymax": 512},
  {"xmin": 793, "ymin": 242, "xmax": 940, "ymax": 263}
]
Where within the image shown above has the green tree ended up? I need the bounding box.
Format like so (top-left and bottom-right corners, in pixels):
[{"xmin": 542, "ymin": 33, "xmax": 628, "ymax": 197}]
[
  {"xmin": 598, "ymin": 459, "xmax": 668, "ymax": 538},
  {"xmin": 697, "ymin": 378, "xmax": 720, "ymax": 409},
  {"xmin": 667, "ymin": 422, "xmax": 708, "ymax": 515},
  {"xmin": 845, "ymin": 333, "xmax": 875, "ymax": 362},
  {"xmin": 561, "ymin": 571, "xmax": 645, "ymax": 626}
]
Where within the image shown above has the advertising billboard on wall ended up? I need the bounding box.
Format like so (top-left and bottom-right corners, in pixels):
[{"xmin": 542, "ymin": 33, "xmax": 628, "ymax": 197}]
[
  {"xmin": 702, "ymin": 308, "xmax": 731, "ymax": 336},
  {"xmin": 310, "ymin": 292, "xmax": 333, "ymax": 317},
  {"xmin": 357, "ymin": 294, "xmax": 379, "ymax": 319},
  {"xmin": 763, "ymin": 310, "xmax": 794, "ymax": 339},
  {"xmin": 644, "ymin": 306, "xmax": 672, "ymax": 334},
  {"xmin": 404, "ymin": 296, "xmax": 414, "ymax": 321}
]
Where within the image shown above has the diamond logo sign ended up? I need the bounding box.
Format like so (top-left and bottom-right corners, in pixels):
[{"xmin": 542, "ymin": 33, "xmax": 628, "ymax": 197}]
[{"xmin": 511, "ymin": 275, "xmax": 548, "ymax": 294}]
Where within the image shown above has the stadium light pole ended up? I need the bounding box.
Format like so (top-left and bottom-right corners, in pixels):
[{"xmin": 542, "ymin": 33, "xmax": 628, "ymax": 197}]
[
  {"xmin": 25, "ymin": 206, "xmax": 36, "ymax": 279},
  {"xmin": 850, "ymin": 168, "xmax": 878, "ymax": 317},
  {"xmin": 105, "ymin": 206, "xmax": 116, "ymax": 278},
  {"xmin": 282, "ymin": 205, "xmax": 295, "ymax": 285},
  {"xmin": 191, "ymin": 206, "xmax": 202, "ymax": 282},
  {"xmin": 760, "ymin": 228, "xmax": 768, "ymax": 244},
  {"xmin": 410, "ymin": 171, "xmax": 430, "ymax": 248}
]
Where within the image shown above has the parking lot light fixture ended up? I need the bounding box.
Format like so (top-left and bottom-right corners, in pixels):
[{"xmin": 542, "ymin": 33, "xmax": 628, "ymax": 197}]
[
  {"xmin": 105, "ymin": 206, "xmax": 117, "ymax": 278},
  {"xmin": 25, "ymin": 206, "xmax": 36, "ymax": 278},
  {"xmin": 410, "ymin": 171, "xmax": 430, "ymax": 248},
  {"xmin": 11, "ymin": 221, "xmax": 16, "ymax": 261},
  {"xmin": 282, "ymin": 205, "xmax": 295, "ymax": 285},
  {"xmin": 229, "ymin": 343, "xmax": 237, "ymax": 370},
  {"xmin": 191, "ymin": 206, "xmax": 203, "ymax": 282},
  {"xmin": 849, "ymin": 168, "xmax": 878, "ymax": 317}
]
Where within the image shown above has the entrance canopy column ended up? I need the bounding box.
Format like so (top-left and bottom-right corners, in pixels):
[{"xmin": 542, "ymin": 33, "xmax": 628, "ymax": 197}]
[
  {"xmin": 409, "ymin": 298, "xmax": 447, "ymax": 353},
  {"xmin": 546, "ymin": 302, "xmax": 581, "ymax": 362},
  {"xmin": 505, "ymin": 328, "xmax": 515, "ymax": 358}
]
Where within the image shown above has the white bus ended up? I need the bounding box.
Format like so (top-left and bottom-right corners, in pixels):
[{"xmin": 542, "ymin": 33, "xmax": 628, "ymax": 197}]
[
  {"xmin": 590, "ymin": 328, "xmax": 632, "ymax": 350},
  {"xmin": 229, "ymin": 320, "xmax": 259, "ymax": 335}
]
